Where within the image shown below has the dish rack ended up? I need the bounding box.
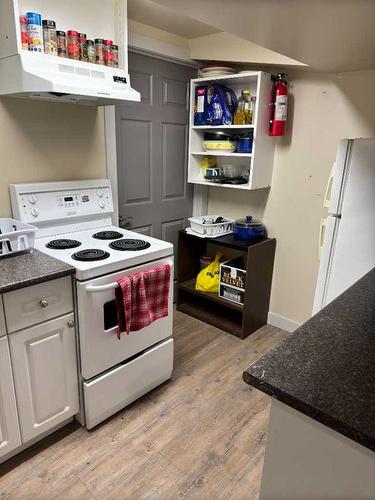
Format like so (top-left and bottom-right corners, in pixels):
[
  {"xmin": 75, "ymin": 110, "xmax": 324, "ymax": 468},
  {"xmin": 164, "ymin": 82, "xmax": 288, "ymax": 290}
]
[
  {"xmin": 188, "ymin": 215, "xmax": 234, "ymax": 237},
  {"xmin": 0, "ymin": 219, "xmax": 37, "ymax": 257}
]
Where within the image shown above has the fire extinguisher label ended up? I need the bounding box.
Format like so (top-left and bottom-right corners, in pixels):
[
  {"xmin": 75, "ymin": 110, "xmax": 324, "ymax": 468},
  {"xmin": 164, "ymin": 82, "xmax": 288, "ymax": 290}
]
[{"xmin": 275, "ymin": 95, "xmax": 288, "ymax": 121}]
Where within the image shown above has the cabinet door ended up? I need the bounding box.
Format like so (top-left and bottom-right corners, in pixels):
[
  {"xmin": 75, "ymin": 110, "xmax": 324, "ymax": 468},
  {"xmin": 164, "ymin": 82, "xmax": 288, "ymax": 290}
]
[
  {"xmin": 9, "ymin": 313, "xmax": 79, "ymax": 443},
  {"xmin": 0, "ymin": 337, "xmax": 21, "ymax": 459}
]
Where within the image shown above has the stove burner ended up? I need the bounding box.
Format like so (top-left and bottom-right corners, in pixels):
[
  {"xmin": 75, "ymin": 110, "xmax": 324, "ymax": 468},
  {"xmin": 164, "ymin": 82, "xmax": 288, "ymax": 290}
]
[
  {"xmin": 109, "ymin": 239, "xmax": 151, "ymax": 251},
  {"xmin": 71, "ymin": 249, "xmax": 110, "ymax": 261},
  {"xmin": 46, "ymin": 239, "xmax": 81, "ymax": 250},
  {"xmin": 92, "ymin": 231, "xmax": 123, "ymax": 240}
]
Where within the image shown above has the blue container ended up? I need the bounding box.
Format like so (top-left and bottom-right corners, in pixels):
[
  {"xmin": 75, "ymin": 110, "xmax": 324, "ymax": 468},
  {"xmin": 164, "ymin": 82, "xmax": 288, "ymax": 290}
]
[
  {"xmin": 233, "ymin": 216, "xmax": 265, "ymax": 241},
  {"xmin": 237, "ymin": 133, "xmax": 253, "ymax": 153}
]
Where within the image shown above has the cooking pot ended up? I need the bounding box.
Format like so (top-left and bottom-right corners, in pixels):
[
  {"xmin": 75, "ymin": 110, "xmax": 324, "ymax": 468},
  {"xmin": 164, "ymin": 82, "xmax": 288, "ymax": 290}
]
[{"xmin": 233, "ymin": 216, "xmax": 265, "ymax": 241}]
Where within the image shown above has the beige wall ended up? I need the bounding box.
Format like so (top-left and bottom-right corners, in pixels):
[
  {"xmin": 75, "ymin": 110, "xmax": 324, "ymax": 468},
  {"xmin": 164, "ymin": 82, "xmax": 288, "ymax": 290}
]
[
  {"xmin": 0, "ymin": 99, "xmax": 107, "ymax": 217},
  {"xmin": 208, "ymin": 69, "xmax": 375, "ymax": 323}
]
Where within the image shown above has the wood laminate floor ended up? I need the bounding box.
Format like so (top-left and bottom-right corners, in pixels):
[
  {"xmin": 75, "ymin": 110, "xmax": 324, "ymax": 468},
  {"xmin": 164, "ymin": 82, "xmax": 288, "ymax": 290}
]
[{"xmin": 0, "ymin": 310, "xmax": 287, "ymax": 500}]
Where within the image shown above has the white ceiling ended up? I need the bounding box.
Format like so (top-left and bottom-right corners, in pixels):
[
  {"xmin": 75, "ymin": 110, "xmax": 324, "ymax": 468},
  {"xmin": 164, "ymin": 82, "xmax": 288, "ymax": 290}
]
[
  {"xmin": 127, "ymin": 0, "xmax": 219, "ymax": 39},
  {"xmin": 149, "ymin": 0, "xmax": 375, "ymax": 72}
]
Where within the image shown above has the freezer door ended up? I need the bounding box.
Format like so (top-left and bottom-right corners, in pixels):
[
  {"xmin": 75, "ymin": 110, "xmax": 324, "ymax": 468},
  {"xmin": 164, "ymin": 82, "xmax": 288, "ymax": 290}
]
[
  {"xmin": 328, "ymin": 139, "xmax": 351, "ymax": 215},
  {"xmin": 324, "ymin": 139, "xmax": 375, "ymax": 306}
]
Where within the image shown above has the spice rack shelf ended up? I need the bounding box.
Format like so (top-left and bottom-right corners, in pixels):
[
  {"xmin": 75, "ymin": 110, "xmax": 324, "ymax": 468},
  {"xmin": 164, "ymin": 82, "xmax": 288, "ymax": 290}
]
[
  {"xmin": 188, "ymin": 71, "xmax": 276, "ymax": 191},
  {"xmin": 177, "ymin": 230, "xmax": 276, "ymax": 339}
]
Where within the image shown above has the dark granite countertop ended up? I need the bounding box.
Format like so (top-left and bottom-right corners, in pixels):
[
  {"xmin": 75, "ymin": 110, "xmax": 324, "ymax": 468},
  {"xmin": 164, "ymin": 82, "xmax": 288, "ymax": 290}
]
[
  {"xmin": 243, "ymin": 267, "xmax": 375, "ymax": 452},
  {"xmin": 0, "ymin": 250, "xmax": 74, "ymax": 294}
]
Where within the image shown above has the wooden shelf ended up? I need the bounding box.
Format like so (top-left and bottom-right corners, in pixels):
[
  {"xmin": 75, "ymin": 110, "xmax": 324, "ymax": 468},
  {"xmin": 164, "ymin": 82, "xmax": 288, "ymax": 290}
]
[
  {"xmin": 177, "ymin": 301, "xmax": 243, "ymax": 338},
  {"xmin": 187, "ymin": 179, "xmax": 252, "ymax": 190},
  {"xmin": 178, "ymin": 278, "xmax": 243, "ymax": 312},
  {"xmin": 177, "ymin": 230, "xmax": 276, "ymax": 339}
]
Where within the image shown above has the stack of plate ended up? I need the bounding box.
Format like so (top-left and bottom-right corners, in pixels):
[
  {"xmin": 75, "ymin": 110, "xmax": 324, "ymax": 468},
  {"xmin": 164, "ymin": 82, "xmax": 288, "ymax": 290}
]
[{"xmin": 198, "ymin": 66, "xmax": 236, "ymax": 78}]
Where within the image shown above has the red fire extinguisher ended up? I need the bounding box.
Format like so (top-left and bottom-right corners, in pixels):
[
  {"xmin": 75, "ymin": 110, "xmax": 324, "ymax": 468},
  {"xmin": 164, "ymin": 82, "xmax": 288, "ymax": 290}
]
[{"xmin": 269, "ymin": 73, "xmax": 288, "ymax": 136}]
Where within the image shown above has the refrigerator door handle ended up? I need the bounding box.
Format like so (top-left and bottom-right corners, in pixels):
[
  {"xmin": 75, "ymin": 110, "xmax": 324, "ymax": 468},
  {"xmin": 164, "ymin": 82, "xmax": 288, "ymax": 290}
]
[
  {"xmin": 323, "ymin": 162, "xmax": 336, "ymax": 209},
  {"xmin": 318, "ymin": 217, "xmax": 327, "ymax": 260}
]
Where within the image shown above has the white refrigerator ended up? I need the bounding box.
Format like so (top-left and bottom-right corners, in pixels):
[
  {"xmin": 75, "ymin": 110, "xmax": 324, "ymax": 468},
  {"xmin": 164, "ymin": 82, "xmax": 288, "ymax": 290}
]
[{"xmin": 313, "ymin": 138, "xmax": 375, "ymax": 313}]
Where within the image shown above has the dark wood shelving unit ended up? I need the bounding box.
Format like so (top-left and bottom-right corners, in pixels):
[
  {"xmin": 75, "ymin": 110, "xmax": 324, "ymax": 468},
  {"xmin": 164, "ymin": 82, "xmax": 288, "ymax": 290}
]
[{"xmin": 177, "ymin": 230, "xmax": 276, "ymax": 339}]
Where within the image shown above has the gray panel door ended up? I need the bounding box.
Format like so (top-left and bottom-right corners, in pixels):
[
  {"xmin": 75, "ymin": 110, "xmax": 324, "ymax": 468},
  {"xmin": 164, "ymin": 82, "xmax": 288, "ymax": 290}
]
[{"xmin": 116, "ymin": 53, "xmax": 196, "ymax": 248}]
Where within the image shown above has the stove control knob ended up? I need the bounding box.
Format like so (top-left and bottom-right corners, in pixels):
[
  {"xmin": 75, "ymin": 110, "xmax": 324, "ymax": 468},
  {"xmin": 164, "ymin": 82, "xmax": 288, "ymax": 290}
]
[
  {"xmin": 30, "ymin": 206, "xmax": 39, "ymax": 217},
  {"xmin": 28, "ymin": 194, "xmax": 38, "ymax": 204},
  {"xmin": 97, "ymin": 189, "xmax": 104, "ymax": 197},
  {"xmin": 98, "ymin": 200, "xmax": 105, "ymax": 209}
]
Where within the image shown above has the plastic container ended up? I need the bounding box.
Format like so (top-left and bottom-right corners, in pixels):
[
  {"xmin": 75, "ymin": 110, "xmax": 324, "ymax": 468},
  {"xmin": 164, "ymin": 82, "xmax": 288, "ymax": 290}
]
[
  {"xmin": 0, "ymin": 219, "xmax": 37, "ymax": 257},
  {"xmin": 27, "ymin": 12, "xmax": 43, "ymax": 52},
  {"xmin": 95, "ymin": 38, "xmax": 105, "ymax": 65},
  {"xmin": 67, "ymin": 30, "xmax": 80, "ymax": 60},
  {"xmin": 202, "ymin": 141, "xmax": 236, "ymax": 153},
  {"xmin": 112, "ymin": 44, "xmax": 119, "ymax": 67},
  {"xmin": 79, "ymin": 33, "xmax": 88, "ymax": 62},
  {"xmin": 57, "ymin": 30, "xmax": 67, "ymax": 58},
  {"xmin": 188, "ymin": 215, "xmax": 234, "ymax": 237},
  {"xmin": 43, "ymin": 20, "xmax": 57, "ymax": 55},
  {"xmin": 87, "ymin": 40, "xmax": 96, "ymax": 63},
  {"xmin": 19, "ymin": 15, "xmax": 29, "ymax": 50}
]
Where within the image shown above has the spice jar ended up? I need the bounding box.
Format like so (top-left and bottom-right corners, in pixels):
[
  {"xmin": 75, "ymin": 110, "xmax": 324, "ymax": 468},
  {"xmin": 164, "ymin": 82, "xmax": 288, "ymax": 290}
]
[
  {"xmin": 57, "ymin": 30, "xmax": 67, "ymax": 58},
  {"xmin": 67, "ymin": 30, "xmax": 80, "ymax": 60},
  {"xmin": 112, "ymin": 44, "xmax": 119, "ymax": 68},
  {"xmin": 95, "ymin": 38, "xmax": 105, "ymax": 65},
  {"xmin": 104, "ymin": 39, "xmax": 113, "ymax": 66},
  {"xmin": 79, "ymin": 33, "xmax": 88, "ymax": 62},
  {"xmin": 27, "ymin": 12, "xmax": 43, "ymax": 52},
  {"xmin": 43, "ymin": 20, "xmax": 57, "ymax": 55},
  {"xmin": 87, "ymin": 40, "xmax": 96, "ymax": 64},
  {"xmin": 19, "ymin": 15, "xmax": 29, "ymax": 50}
]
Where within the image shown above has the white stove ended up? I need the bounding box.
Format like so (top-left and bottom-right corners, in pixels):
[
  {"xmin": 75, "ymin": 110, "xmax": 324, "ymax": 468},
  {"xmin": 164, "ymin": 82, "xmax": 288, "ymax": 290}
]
[
  {"xmin": 34, "ymin": 225, "xmax": 173, "ymax": 280},
  {"xmin": 10, "ymin": 179, "xmax": 174, "ymax": 429}
]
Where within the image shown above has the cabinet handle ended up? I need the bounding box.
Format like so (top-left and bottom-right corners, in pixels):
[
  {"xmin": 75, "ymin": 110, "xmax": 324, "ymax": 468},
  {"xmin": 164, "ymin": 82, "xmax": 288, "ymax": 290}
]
[
  {"xmin": 39, "ymin": 299, "xmax": 48, "ymax": 308},
  {"xmin": 67, "ymin": 320, "xmax": 75, "ymax": 328}
]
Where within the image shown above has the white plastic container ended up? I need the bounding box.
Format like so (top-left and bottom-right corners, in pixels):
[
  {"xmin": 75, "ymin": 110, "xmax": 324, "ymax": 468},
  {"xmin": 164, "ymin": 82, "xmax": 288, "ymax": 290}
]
[
  {"xmin": 0, "ymin": 219, "xmax": 37, "ymax": 257},
  {"xmin": 188, "ymin": 215, "xmax": 234, "ymax": 237}
]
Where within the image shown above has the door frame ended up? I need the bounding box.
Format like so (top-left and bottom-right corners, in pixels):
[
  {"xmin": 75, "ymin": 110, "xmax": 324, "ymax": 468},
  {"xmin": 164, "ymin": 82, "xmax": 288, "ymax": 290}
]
[{"xmin": 105, "ymin": 44, "xmax": 207, "ymax": 225}]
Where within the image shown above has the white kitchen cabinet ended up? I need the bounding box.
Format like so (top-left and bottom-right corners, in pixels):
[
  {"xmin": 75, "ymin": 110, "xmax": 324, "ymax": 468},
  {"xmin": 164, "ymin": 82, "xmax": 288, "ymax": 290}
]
[
  {"xmin": 0, "ymin": 296, "xmax": 6, "ymax": 337},
  {"xmin": 0, "ymin": 337, "xmax": 22, "ymax": 460},
  {"xmin": 9, "ymin": 313, "xmax": 79, "ymax": 443},
  {"xmin": 188, "ymin": 71, "xmax": 275, "ymax": 190}
]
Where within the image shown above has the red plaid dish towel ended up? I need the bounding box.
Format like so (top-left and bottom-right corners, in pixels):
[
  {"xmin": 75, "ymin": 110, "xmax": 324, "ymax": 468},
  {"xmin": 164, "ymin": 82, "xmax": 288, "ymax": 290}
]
[{"xmin": 115, "ymin": 264, "xmax": 171, "ymax": 339}]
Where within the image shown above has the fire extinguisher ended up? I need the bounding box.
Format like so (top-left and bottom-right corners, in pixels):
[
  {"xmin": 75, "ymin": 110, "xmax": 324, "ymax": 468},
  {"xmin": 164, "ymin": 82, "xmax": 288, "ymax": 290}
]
[{"xmin": 269, "ymin": 73, "xmax": 288, "ymax": 136}]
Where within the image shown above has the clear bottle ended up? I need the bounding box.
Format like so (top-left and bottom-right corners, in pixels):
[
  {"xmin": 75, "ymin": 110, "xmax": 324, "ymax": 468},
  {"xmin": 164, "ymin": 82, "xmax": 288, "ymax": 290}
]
[
  {"xmin": 95, "ymin": 38, "xmax": 105, "ymax": 65},
  {"xmin": 43, "ymin": 20, "xmax": 57, "ymax": 55},
  {"xmin": 79, "ymin": 33, "xmax": 88, "ymax": 62},
  {"xmin": 57, "ymin": 30, "xmax": 67, "ymax": 58},
  {"xmin": 87, "ymin": 40, "xmax": 96, "ymax": 64},
  {"xmin": 234, "ymin": 90, "xmax": 252, "ymax": 125}
]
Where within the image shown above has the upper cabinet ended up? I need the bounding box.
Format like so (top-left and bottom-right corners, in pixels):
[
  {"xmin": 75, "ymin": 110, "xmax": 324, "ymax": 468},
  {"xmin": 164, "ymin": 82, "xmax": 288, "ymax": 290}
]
[
  {"xmin": 188, "ymin": 71, "xmax": 275, "ymax": 190},
  {"xmin": 0, "ymin": 0, "xmax": 140, "ymax": 105}
]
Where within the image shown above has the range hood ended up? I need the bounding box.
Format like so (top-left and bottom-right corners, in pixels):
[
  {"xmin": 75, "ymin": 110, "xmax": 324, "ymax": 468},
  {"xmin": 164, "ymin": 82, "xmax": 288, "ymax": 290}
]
[{"xmin": 0, "ymin": 52, "xmax": 140, "ymax": 106}]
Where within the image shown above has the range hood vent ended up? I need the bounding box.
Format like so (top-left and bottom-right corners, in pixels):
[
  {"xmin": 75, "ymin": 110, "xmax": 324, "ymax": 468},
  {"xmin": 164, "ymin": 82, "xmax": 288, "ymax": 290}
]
[{"xmin": 0, "ymin": 52, "xmax": 140, "ymax": 106}]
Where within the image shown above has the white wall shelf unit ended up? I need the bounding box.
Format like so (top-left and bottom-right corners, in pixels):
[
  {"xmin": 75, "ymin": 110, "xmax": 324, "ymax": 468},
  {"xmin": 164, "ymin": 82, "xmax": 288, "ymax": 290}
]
[{"xmin": 188, "ymin": 71, "xmax": 276, "ymax": 190}]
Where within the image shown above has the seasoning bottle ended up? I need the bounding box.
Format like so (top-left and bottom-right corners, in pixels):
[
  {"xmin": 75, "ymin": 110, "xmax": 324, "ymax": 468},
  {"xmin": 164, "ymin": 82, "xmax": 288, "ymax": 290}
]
[
  {"xmin": 19, "ymin": 15, "xmax": 29, "ymax": 50},
  {"xmin": 87, "ymin": 40, "xmax": 96, "ymax": 64},
  {"xmin": 104, "ymin": 39, "xmax": 113, "ymax": 66},
  {"xmin": 67, "ymin": 30, "xmax": 80, "ymax": 60},
  {"xmin": 95, "ymin": 38, "xmax": 105, "ymax": 65},
  {"xmin": 234, "ymin": 90, "xmax": 252, "ymax": 125},
  {"xmin": 57, "ymin": 31, "xmax": 67, "ymax": 58},
  {"xmin": 27, "ymin": 12, "xmax": 43, "ymax": 52},
  {"xmin": 112, "ymin": 44, "xmax": 119, "ymax": 68},
  {"xmin": 79, "ymin": 33, "xmax": 88, "ymax": 62},
  {"xmin": 42, "ymin": 20, "xmax": 57, "ymax": 55}
]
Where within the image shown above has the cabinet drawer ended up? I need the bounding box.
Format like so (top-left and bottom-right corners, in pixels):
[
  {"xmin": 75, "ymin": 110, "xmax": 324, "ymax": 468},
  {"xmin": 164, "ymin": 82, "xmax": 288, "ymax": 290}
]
[
  {"xmin": 0, "ymin": 296, "xmax": 6, "ymax": 337},
  {"xmin": 84, "ymin": 338, "xmax": 173, "ymax": 429},
  {"xmin": 9, "ymin": 313, "xmax": 79, "ymax": 443},
  {"xmin": 3, "ymin": 277, "xmax": 73, "ymax": 333}
]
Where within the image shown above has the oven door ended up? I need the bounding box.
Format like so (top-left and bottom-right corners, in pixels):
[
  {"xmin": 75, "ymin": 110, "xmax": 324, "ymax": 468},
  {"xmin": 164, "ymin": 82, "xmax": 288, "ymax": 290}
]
[{"xmin": 76, "ymin": 256, "xmax": 173, "ymax": 380}]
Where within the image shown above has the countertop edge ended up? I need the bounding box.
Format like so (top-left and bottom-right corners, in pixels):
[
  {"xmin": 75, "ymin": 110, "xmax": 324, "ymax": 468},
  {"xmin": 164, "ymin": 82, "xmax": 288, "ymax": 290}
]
[
  {"xmin": 0, "ymin": 267, "xmax": 74, "ymax": 294},
  {"xmin": 242, "ymin": 370, "xmax": 375, "ymax": 453}
]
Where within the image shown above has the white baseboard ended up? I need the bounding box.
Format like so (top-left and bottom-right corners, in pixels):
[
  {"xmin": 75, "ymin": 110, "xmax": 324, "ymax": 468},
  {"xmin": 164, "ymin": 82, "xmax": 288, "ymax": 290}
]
[{"xmin": 267, "ymin": 312, "xmax": 301, "ymax": 333}]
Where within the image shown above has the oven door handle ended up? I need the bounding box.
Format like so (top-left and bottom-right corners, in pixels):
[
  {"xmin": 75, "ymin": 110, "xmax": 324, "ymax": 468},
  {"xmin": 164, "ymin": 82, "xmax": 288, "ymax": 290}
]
[{"xmin": 85, "ymin": 283, "xmax": 119, "ymax": 293}]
